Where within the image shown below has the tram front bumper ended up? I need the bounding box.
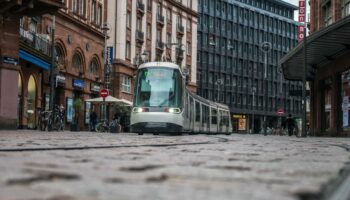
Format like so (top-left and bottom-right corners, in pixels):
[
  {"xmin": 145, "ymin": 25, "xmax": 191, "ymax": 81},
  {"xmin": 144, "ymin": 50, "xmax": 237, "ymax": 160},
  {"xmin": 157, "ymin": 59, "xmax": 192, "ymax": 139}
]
[{"xmin": 130, "ymin": 122, "xmax": 183, "ymax": 133}]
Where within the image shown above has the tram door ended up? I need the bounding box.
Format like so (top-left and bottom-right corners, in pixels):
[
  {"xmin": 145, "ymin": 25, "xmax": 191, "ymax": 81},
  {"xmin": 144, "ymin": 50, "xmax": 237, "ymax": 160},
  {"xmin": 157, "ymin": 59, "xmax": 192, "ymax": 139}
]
[
  {"xmin": 189, "ymin": 97, "xmax": 194, "ymax": 131},
  {"xmin": 194, "ymin": 101, "xmax": 201, "ymax": 132}
]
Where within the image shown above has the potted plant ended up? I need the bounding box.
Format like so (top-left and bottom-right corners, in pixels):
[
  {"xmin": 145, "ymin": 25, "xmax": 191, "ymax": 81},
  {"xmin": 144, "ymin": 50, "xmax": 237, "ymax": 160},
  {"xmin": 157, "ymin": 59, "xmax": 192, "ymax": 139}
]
[{"xmin": 70, "ymin": 98, "xmax": 83, "ymax": 132}]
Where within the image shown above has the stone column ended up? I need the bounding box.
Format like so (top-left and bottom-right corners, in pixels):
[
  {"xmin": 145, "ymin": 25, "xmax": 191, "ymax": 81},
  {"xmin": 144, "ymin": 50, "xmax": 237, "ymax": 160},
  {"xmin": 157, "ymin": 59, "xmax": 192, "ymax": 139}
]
[{"xmin": 0, "ymin": 17, "xmax": 20, "ymax": 129}]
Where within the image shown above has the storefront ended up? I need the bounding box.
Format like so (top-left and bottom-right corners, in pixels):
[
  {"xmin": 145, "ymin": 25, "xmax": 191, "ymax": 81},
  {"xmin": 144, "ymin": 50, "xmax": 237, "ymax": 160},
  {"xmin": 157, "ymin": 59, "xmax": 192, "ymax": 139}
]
[
  {"xmin": 17, "ymin": 50, "xmax": 49, "ymax": 129},
  {"xmin": 280, "ymin": 16, "xmax": 350, "ymax": 136},
  {"xmin": 231, "ymin": 114, "xmax": 247, "ymax": 133}
]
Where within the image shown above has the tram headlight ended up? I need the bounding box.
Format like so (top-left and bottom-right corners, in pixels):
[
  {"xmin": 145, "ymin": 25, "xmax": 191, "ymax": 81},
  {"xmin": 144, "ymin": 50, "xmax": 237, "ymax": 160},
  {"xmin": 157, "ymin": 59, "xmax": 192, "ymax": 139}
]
[
  {"xmin": 168, "ymin": 108, "xmax": 181, "ymax": 114},
  {"xmin": 132, "ymin": 107, "xmax": 149, "ymax": 113}
]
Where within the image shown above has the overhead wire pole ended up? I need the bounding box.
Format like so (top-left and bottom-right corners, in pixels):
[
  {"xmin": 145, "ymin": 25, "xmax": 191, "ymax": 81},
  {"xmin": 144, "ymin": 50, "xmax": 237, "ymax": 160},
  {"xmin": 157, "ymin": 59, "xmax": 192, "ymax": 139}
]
[
  {"xmin": 102, "ymin": 23, "xmax": 110, "ymax": 122},
  {"xmin": 261, "ymin": 42, "xmax": 271, "ymax": 136},
  {"xmin": 301, "ymin": 1, "xmax": 308, "ymax": 137},
  {"xmin": 49, "ymin": 15, "xmax": 56, "ymax": 117}
]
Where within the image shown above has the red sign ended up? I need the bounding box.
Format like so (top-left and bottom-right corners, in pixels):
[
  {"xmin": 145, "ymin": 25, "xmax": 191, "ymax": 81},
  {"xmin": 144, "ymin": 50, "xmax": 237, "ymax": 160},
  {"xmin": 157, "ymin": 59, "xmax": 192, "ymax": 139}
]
[
  {"xmin": 298, "ymin": 0, "xmax": 306, "ymax": 42},
  {"xmin": 277, "ymin": 108, "xmax": 285, "ymax": 116},
  {"xmin": 100, "ymin": 89, "xmax": 109, "ymax": 98}
]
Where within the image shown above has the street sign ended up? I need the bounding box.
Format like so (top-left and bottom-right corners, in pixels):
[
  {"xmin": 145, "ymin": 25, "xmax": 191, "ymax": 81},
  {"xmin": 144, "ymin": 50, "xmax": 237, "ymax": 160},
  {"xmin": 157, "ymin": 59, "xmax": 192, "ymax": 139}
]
[
  {"xmin": 277, "ymin": 108, "xmax": 285, "ymax": 116},
  {"xmin": 100, "ymin": 89, "xmax": 109, "ymax": 98}
]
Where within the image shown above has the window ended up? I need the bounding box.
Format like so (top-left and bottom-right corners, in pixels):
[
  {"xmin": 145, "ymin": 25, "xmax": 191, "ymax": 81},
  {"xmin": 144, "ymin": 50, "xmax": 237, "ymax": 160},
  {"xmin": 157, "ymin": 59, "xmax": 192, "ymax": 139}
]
[
  {"xmin": 92, "ymin": 2, "xmax": 102, "ymax": 25},
  {"xmin": 167, "ymin": 33, "xmax": 171, "ymax": 45},
  {"xmin": 187, "ymin": 19, "xmax": 191, "ymax": 32},
  {"xmin": 147, "ymin": 24, "xmax": 151, "ymax": 39},
  {"xmin": 147, "ymin": 0, "xmax": 152, "ymax": 11},
  {"xmin": 122, "ymin": 75, "xmax": 132, "ymax": 93},
  {"xmin": 72, "ymin": 53, "xmax": 83, "ymax": 70},
  {"xmin": 97, "ymin": 4, "xmax": 102, "ymax": 25},
  {"xmin": 323, "ymin": 3, "xmax": 332, "ymax": 26},
  {"xmin": 73, "ymin": 0, "xmax": 78, "ymax": 13},
  {"xmin": 126, "ymin": 41, "xmax": 131, "ymax": 59},
  {"xmin": 343, "ymin": 0, "xmax": 350, "ymax": 17},
  {"xmin": 126, "ymin": 11, "xmax": 131, "ymax": 29},
  {"xmin": 91, "ymin": 0, "xmax": 96, "ymax": 22},
  {"xmin": 187, "ymin": 42, "xmax": 191, "ymax": 55},
  {"xmin": 167, "ymin": 8, "xmax": 172, "ymax": 22},
  {"xmin": 79, "ymin": 0, "xmax": 85, "ymax": 16},
  {"xmin": 89, "ymin": 59, "xmax": 98, "ymax": 75},
  {"xmin": 72, "ymin": 0, "xmax": 85, "ymax": 16}
]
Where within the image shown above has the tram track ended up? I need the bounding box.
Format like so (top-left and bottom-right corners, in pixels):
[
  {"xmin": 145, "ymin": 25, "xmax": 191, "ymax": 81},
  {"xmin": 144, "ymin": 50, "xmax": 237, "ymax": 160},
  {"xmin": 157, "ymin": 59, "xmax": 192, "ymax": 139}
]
[
  {"xmin": 297, "ymin": 144, "xmax": 350, "ymax": 200},
  {"xmin": 0, "ymin": 135, "xmax": 231, "ymax": 152}
]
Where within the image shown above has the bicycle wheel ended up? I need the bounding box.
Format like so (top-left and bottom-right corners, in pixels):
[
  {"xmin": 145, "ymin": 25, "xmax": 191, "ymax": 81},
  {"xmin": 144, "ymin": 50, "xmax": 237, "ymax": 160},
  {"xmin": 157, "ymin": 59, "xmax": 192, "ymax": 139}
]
[{"xmin": 95, "ymin": 123, "xmax": 103, "ymax": 132}]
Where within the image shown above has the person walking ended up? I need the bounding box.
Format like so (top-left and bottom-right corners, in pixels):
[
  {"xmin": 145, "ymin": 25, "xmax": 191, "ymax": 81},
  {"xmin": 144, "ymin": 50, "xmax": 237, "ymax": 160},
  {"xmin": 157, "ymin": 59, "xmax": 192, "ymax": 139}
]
[
  {"xmin": 90, "ymin": 111, "xmax": 97, "ymax": 132},
  {"xmin": 286, "ymin": 114, "xmax": 295, "ymax": 136}
]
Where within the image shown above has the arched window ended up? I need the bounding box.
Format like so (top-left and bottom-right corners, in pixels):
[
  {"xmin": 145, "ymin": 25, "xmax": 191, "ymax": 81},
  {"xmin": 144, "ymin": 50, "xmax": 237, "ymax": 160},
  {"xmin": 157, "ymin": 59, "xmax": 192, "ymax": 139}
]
[
  {"xmin": 55, "ymin": 46, "xmax": 65, "ymax": 66},
  {"xmin": 72, "ymin": 53, "xmax": 83, "ymax": 70},
  {"xmin": 89, "ymin": 59, "xmax": 99, "ymax": 75}
]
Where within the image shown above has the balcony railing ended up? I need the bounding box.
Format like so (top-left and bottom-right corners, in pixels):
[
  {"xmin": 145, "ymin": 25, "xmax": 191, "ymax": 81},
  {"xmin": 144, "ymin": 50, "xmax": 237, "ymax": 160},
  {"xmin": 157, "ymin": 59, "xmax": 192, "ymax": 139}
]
[
  {"xmin": 156, "ymin": 14, "xmax": 165, "ymax": 25},
  {"xmin": 19, "ymin": 27, "xmax": 51, "ymax": 57},
  {"xmin": 177, "ymin": 24, "xmax": 184, "ymax": 34},
  {"xmin": 137, "ymin": 2, "xmax": 145, "ymax": 14},
  {"xmin": 156, "ymin": 40, "xmax": 164, "ymax": 50},
  {"xmin": 135, "ymin": 30, "xmax": 144, "ymax": 43}
]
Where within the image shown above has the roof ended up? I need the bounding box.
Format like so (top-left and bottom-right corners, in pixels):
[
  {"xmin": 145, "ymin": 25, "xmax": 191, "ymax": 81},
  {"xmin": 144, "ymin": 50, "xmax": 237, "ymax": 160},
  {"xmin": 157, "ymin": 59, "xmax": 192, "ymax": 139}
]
[
  {"xmin": 139, "ymin": 62, "xmax": 180, "ymax": 70},
  {"xmin": 279, "ymin": 16, "xmax": 350, "ymax": 80}
]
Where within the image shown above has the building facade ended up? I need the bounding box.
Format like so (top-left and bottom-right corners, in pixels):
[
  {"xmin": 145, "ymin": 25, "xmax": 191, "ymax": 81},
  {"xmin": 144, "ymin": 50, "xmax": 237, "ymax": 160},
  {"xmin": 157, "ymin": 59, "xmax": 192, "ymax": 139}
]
[
  {"xmin": 282, "ymin": 0, "xmax": 350, "ymax": 136},
  {"xmin": 16, "ymin": 0, "xmax": 106, "ymax": 130},
  {"xmin": 0, "ymin": 0, "xmax": 64, "ymax": 129},
  {"xmin": 106, "ymin": 0, "xmax": 199, "ymax": 104},
  {"xmin": 197, "ymin": 0, "xmax": 301, "ymax": 132}
]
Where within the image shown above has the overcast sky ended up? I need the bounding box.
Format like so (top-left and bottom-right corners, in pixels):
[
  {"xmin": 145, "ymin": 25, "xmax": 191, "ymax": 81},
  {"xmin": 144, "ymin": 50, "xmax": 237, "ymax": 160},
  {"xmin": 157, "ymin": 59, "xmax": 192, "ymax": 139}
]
[{"xmin": 288, "ymin": 0, "xmax": 299, "ymax": 6}]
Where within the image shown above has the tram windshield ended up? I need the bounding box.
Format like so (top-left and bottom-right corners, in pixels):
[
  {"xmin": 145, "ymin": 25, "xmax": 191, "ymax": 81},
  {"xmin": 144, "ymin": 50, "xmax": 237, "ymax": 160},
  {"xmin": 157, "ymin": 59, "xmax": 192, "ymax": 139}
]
[{"xmin": 134, "ymin": 67, "xmax": 183, "ymax": 108}]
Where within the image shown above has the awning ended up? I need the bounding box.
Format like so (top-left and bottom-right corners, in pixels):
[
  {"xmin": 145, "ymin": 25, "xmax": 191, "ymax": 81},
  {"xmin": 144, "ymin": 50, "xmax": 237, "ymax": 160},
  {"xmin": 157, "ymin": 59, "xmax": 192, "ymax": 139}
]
[
  {"xmin": 19, "ymin": 50, "xmax": 50, "ymax": 70},
  {"xmin": 279, "ymin": 16, "xmax": 350, "ymax": 81},
  {"xmin": 85, "ymin": 96, "xmax": 133, "ymax": 106}
]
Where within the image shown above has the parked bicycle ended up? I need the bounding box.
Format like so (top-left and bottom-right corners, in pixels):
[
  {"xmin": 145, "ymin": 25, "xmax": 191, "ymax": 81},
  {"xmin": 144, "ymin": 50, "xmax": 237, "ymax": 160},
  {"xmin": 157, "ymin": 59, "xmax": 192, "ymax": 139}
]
[
  {"xmin": 95, "ymin": 118, "xmax": 121, "ymax": 133},
  {"xmin": 38, "ymin": 105, "xmax": 65, "ymax": 131},
  {"xmin": 95, "ymin": 119, "xmax": 110, "ymax": 132}
]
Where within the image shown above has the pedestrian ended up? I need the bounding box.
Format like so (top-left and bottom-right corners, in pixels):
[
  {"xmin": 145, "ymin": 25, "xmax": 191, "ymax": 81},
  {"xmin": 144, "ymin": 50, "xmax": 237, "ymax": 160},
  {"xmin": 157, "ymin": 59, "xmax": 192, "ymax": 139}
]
[
  {"xmin": 90, "ymin": 111, "xmax": 97, "ymax": 132},
  {"xmin": 286, "ymin": 114, "xmax": 295, "ymax": 136}
]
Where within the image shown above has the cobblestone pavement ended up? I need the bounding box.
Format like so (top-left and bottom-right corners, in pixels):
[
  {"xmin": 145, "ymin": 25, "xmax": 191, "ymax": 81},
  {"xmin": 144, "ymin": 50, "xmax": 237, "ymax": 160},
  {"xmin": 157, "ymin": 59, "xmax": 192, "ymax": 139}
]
[{"xmin": 0, "ymin": 130, "xmax": 350, "ymax": 200}]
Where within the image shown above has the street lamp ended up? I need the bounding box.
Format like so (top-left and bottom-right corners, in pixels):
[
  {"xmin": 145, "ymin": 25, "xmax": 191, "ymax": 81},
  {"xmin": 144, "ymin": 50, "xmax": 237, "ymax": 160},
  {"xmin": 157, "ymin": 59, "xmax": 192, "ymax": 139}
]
[
  {"xmin": 102, "ymin": 23, "xmax": 110, "ymax": 122},
  {"xmin": 251, "ymin": 87, "xmax": 256, "ymax": 134},
  {"xmin": 215, "ymin": 79, "xmax": 223, "ymax": 102},
  {"xmin": 260, "ymin": 41, "xmax": 272, "ymax": 136}
]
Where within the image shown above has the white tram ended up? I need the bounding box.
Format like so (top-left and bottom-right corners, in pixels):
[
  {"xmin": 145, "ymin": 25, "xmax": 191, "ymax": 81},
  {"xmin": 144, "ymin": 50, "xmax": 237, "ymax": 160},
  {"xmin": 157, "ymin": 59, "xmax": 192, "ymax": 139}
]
[{"xmin": 130, "ymin": 62, "xmax": 232, "ymax": 134}]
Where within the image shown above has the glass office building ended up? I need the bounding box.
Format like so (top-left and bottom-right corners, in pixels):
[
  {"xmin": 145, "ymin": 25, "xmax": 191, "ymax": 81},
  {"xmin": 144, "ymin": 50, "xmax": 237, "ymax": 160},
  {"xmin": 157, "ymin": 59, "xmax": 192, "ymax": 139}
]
[{"xmin": 197, "ymin": 0, "xmax": 301, "ymax": 132}]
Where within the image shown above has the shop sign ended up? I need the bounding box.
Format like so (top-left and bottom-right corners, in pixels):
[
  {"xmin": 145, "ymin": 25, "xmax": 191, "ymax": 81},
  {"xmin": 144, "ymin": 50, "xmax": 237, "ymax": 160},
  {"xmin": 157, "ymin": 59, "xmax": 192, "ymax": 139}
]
[
  {"xmin": 90, "ymin": 83, "xmax": 101, "ymax": 92},
  {"xmin": 107, "ymin": 46, "xmax": 114, "ymax": 65},
  {"xmin": 56, "ymin": 75, "xmax": 65, "ymax": 87},
  {"xmin": 73, "ymin": 79, "xmax": 84, "ymax": 89},
  {"xmin": 233, "ymin": 114, "xmax": 245, "ymax": 119},
  {"xmin": 2, "ymin": 56, "xmax": 19, "ymax": 65},
  {"xmin": 298, "ymin": 0, "xmax": 306, "ymax": 42}
]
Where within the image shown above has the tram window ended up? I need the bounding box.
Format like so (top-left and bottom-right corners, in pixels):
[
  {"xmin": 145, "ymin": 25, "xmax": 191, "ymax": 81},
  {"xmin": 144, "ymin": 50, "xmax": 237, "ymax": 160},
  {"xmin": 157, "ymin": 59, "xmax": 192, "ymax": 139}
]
[
  {"xmin": 195, "ymin": 102, "xmax": 200, "ymax": 122},
  {"xmin": 211, "ymin": 108, "xmax": 217, "ymax": 124}
]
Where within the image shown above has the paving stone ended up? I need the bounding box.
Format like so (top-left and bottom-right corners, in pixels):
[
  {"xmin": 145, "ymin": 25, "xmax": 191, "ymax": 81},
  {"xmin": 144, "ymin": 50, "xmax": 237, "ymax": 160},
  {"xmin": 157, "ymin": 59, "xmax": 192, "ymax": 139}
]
[{"xmin": 0, "ymin": 131, "xmax": 349, "ymax": 200}]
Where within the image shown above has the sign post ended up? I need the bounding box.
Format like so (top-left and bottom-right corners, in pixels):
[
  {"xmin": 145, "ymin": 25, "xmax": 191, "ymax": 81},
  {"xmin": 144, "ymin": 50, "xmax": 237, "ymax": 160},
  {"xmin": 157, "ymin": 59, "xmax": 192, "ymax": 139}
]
[
  {"xmin": 277, "ymin": 108, "xmax": 285, "ymax": 116},
  {"xmin": 100, "ymin": 89, "xmax": 109, "ymax": 121}
]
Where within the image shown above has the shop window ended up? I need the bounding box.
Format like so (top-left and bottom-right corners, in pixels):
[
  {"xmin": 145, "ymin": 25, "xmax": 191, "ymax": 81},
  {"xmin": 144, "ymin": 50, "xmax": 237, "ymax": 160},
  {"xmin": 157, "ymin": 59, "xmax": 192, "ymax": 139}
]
[
  {"xmin": 18, "ymin": 74, "xmax": 23, "ymax": 126},
  {"xmin": 27, "ymin": 75, "xmax": 37, "ymax": 129}
]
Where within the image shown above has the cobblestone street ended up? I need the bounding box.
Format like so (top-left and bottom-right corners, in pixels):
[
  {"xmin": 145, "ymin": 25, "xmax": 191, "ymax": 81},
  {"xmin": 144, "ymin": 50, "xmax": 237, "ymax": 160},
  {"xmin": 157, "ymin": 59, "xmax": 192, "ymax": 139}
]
[{"xmin": 0, "ymin": 130, "xmax": 350, "ymax": 200}]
